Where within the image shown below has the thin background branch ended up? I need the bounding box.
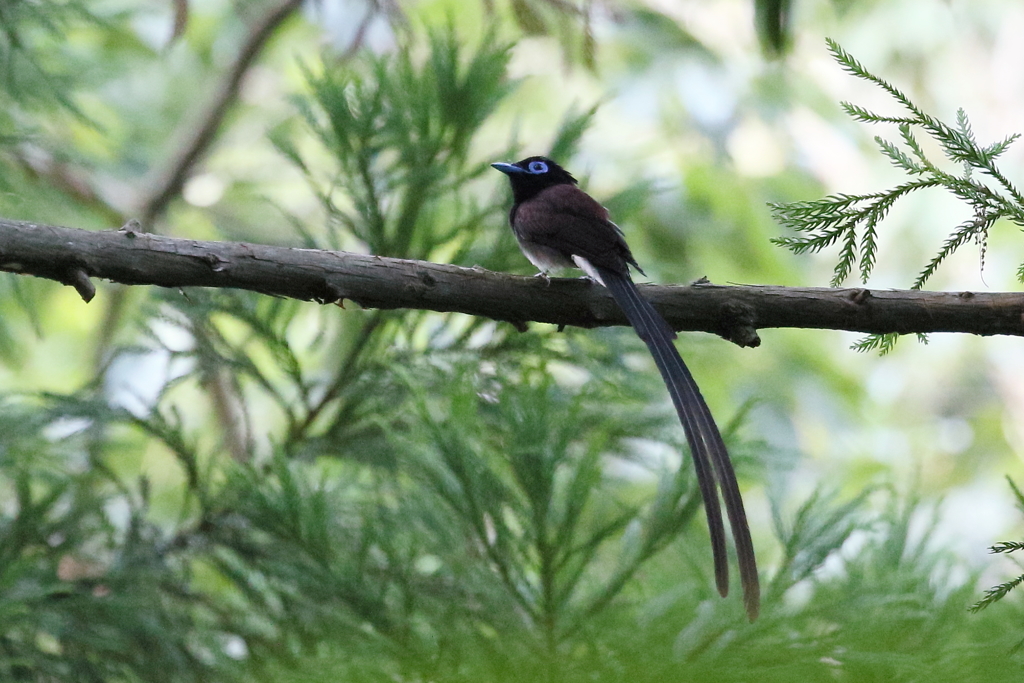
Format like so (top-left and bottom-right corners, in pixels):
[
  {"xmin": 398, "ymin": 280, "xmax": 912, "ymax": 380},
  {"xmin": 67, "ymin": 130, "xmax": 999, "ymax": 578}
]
[{"xmin": 139, "ymin": 0, "xmax": 306, "ymax": 227}]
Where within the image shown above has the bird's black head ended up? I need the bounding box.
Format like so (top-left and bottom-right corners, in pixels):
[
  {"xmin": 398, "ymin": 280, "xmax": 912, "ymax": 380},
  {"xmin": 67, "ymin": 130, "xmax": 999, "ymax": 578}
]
[{"xmin": 491, "ymin": 156, "xmax": 577, "ymax": 204}]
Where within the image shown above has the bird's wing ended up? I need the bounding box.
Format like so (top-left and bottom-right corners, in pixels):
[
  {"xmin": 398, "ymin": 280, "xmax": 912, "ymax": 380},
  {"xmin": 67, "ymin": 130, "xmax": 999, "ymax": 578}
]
[{"xmin": 512, "ymin": 184, "xmax": 638, "ymax": 274}]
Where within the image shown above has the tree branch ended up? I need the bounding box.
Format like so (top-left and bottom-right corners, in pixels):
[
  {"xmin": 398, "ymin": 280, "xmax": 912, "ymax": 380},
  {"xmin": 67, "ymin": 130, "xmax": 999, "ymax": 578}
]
[{"xmin": 3, "ymin": 217, "xmax": 1023, "ymax": 347}]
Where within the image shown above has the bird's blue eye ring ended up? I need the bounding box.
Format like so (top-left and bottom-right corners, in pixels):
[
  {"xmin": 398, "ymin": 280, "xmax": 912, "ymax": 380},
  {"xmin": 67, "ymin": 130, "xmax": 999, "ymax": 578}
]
[{"xmin": 527, "ymin": 160, "xmax": 548, "ymax": 174}]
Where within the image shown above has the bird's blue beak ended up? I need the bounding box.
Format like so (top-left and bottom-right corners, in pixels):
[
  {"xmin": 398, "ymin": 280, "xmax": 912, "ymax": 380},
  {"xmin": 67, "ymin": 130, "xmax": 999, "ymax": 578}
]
[{"xmin": 491, "ymin": 162, "xmax": 525, "ymax": 175}]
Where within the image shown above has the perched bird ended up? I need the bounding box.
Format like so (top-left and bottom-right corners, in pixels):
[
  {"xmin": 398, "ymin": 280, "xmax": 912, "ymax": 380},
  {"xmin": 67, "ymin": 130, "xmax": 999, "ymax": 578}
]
[{"xmin": 492, "ymin": 156, "xmax": 759, "ymax": 620}]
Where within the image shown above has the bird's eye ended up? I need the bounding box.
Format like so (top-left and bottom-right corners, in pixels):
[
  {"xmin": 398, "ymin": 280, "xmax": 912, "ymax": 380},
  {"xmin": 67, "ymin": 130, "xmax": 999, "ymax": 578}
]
[{"xmin": 527, "ymin": 160, "xmax": 548, "ymax": 174}]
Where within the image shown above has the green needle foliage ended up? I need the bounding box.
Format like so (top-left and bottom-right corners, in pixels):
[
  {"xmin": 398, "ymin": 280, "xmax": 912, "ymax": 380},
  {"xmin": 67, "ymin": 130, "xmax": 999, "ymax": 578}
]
[
  {"xmin": 0, "ymin": 398, "xmax": 243, "ymax": 682},
  {"xmin": 972, "ymin": 478, "xmax": 1024, "ymax": 618},
  {"xmin": 772, "ymin": 39, "xmax": 1024, "ymax": 351},
  {"xmin": 5, "ymin": 12, "xmax": 1024, "ymax": 683},
  {"xmin": 0, "ymin": 0, "xmax": 100, "ymax": 116},
  {"xmin": 277, "ymin": 27, "xmax": 514, "ymax": 259}
]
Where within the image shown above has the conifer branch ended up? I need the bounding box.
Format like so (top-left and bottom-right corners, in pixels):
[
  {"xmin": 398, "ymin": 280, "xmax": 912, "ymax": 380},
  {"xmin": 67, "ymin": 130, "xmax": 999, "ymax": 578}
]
[{"xmin": 772, "ymin": 39, "xmax": 1024, "ymax": 352}]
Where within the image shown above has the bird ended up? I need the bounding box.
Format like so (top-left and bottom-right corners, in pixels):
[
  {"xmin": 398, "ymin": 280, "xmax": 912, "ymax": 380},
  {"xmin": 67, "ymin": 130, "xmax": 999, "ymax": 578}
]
[{"xmin": 492, "ymin": 156, "xmax": 759, "ymax": 621}]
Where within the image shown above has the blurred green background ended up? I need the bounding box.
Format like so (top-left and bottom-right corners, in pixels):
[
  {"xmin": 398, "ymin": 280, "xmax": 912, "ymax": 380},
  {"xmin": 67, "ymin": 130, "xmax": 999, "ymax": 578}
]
[{"xmin": 2, "ymin": 0, "xmax": 1024, "ymax": 680}]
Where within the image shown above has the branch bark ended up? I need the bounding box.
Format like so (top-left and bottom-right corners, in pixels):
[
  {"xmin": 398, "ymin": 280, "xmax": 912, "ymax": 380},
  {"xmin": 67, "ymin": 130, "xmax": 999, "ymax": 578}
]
[{"xmin": 3, "ymin": 217, "xmax": 1023, "ymax": 347}]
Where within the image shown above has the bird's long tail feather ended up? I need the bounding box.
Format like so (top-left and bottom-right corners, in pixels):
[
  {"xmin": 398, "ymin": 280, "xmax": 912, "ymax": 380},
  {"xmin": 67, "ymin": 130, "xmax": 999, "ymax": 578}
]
[{"xmin": 595, "ymin": 265, "xmax": 760, "ymax": 621}]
